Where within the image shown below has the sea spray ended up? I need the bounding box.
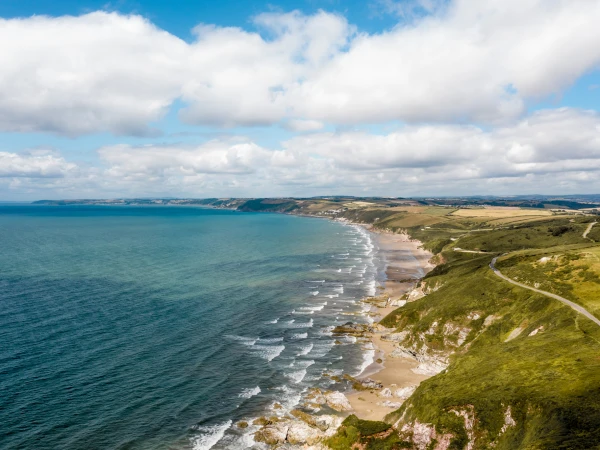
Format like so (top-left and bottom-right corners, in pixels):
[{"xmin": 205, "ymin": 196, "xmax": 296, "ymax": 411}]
[{"xmin": 191, "ymin": 421, "xmax": 232, "ymax": 450}]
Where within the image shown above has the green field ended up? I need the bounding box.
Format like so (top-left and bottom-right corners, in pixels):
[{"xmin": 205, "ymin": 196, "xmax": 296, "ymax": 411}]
[{"xmin": 497, "ymin": 245, "xmax": 600, "ymax": 319}]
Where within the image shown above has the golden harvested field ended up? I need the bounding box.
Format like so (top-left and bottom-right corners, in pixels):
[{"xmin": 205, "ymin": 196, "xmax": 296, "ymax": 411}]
[
  {"xmin": 450, "ymin": 208, "xmax": 552, "ymax": 219},
  {"xmin": 344, "ymin": 201, "xmax": 378, "ymax": 208},
  {"xmin": 485, "ymin": 216, "xmax": 557, "ymax": 226},
  {"xmin": 380, "ymin": 213, "xmax": 449, "ymax": 228},
  {"xmin": 422, "ymin": 207, "xmax": 457, "ymax": 216},
  {"xmin": 386, "ymin": 206, "xmax": 427, "ymax": 213}
]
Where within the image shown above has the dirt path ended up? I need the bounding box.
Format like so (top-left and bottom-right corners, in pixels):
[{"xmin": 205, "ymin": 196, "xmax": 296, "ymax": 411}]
[
  {"xmin": 454, "ymin": 248, "xmax": 489, "ymax": 254},
  {"xmin": 584, "ymin": 222, "xmax": 597, "ymax": 239},
  {"xmin": 489, "ymin": 257, "xmax": 600, "ymax": 327}
]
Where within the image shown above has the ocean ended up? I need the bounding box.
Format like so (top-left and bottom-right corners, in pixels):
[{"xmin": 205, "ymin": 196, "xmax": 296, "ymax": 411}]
[{"xmin": 0, "ymin": 205, "xmax": 384, "ymax": 449}]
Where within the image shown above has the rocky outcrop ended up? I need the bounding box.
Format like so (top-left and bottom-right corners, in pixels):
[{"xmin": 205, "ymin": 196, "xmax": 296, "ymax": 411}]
[
  {"xmin": 528, "ymin": 325, "xmax": 544, "ymax": 336},
  {"xmin": 382, "ymin": 331, "xmax": 410, "ymax": 342},
  {"xmin": 362, "ymin": 294, "xmax": 390, "ymax": 308},
  {"xmin": 389, "ymin": 298, "xmax": 407, "ymax": 307},
  {"xmin": 301, "ymin": 388, "xmax": 353, "ymax": 412},
  {"xmin": 399, "ymin": 420, "xmax": 454, "ymax": 450},
  {"xmin": 443, "ymin": 322, "xmax": 471, "ymax": 347},
  {"xmin": 379, "ymin": 400, "xmax": 402, "ymax": 408},
  {"xmin": 378, "ymin": 387, "xmax": 393, "ymax": 398},
  {"xmin": 450, "ymin": 405, "xmax": 476, "ymax": 450},
  {"xmin": 395, "ymin": 385, "xmax": 416, "ymax": 399},
  {"xmin": 253, "ymin": 413, "xmax": 343, "ymax": 447},
  {"xmin": 324, "ymin": 391, "xmax": 353, "ymax": 412},
  {"xmin": 390, "ymin": 345, "xmax": 449, "ymax": 375},
  {"xmin": 500, "ymin": 405, "xmax": 516, "ymax": 434},
  {"xmin": 343, "ymin": 374, "xmax": 383, "ymax": 391},
  {"xmin": 254, "ymin": 422, "xmax": 289, "ymax": 445},
  {"xmin": 332, "ymin": 322, "xmax": 373, "ymax": 336},
  {"xmin": 286, "ymin": 421, "xmax": 323, "ymax": 445}
]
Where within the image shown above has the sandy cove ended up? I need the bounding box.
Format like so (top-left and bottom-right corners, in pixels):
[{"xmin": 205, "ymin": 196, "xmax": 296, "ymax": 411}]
[{"xmin": 346, "ymin": 226, "xmax": 435, "ymax": 421}]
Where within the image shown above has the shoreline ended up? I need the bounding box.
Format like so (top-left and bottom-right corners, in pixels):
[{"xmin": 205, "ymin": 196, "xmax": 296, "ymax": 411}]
[
  {"xmin": 206, "ymin": 219, "xmax": 436, "ymax": 448},
  {"xmin": 345, "ymin": 224, "xmax": 435, "ymax": 421}
]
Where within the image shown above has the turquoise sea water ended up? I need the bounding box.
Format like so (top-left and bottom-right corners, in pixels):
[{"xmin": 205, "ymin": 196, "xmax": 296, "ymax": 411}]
[{"xmin": 0, "ymin": 205, "xmax": 382, "ymax": 449}]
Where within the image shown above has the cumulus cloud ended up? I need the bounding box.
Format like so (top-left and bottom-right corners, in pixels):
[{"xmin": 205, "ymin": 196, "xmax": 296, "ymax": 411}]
[
  {"xmin": 4, "ymin": 107, "xmax": 599, "ymax": 198},
  {"xmin": 1, "ymin": 1, "xmax": 600, "ymax": 134},
  {"xmin": 0, "ymin": 151, "xmax": 76, "ymax": 178},
  {"xmin": 0, "ymin": 12, "xmax": 187, "ymax": 136},
  {"xmin": 98, "ymin": 140, "xmax": 270, "ymax": 176}
]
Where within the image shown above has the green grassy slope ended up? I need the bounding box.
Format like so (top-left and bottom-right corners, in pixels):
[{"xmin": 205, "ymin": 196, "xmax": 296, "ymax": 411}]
[
  {"xmin": 326, "ymin": 215, "xmax": 600, "ymax": 449},
  {"xmin": 496, "ymin": 245, "xmax": 600, "ymax": 320}
]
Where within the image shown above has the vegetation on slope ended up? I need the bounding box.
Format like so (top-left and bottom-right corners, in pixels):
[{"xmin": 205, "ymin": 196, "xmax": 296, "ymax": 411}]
[
  {"xmin": 496, "ymin": 245, "xmax": 600, "ymax": 319},
  {"xmin": 326, "ymin": 212, "xmax": 600, "ymax": 449}
]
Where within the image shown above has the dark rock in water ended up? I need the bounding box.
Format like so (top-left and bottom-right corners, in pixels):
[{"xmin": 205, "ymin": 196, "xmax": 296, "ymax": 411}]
[
  {"xmin": 343, "ymin": 374, "xmax": 383, "ymax": 390},
  {"xmin": 253, "ymin": 422, "xmax": 289, "ymax": 445},
  {"xmin": 332, "ymin": 322, "xmax": 373, "ymax": 335}
]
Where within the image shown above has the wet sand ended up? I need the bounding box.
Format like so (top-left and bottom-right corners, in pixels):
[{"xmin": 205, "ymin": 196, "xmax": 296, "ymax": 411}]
[{"xmin": 347, "ymin": 228, "xmax": 434, "ymax": 421}]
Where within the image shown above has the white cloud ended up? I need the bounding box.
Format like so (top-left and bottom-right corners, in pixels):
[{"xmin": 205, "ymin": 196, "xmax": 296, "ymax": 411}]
[
  {"xmin": 0, "ymin": 151, "xmax": 76, "ymax": 178},
  {"xmin": 291, "ymin": 0, "xmax": 600, "ymax": 124},
  {"xmin": 98, "ymin": 140, "xmax": 271, "ymax": 176},
  {"xmin": 1, "ymin": 2, "xmax": 600, "ymax": 134},
  {"xmin": 0, "ymin": 12, "xmax": 187, "ymax": 136},
  {"xmin": 284, "ymin": 119, "xmax": 325, "ymax": 132},
  {"xmin": 3, "ymin": 107, "xmax": 600, "ymax": 198},
  {"xmin": 178, "ymin": 10, "xmax": 352, "ymax": 127}
]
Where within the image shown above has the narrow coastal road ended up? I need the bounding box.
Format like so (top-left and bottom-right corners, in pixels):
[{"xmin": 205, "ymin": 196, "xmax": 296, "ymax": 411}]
[
  {"xmin": 490, "ymin": 257, "xmax": 600, "ymax": 327},
  {"xmin": 584, "ymin": 222, "xmax": 597, "ymax": 239}
]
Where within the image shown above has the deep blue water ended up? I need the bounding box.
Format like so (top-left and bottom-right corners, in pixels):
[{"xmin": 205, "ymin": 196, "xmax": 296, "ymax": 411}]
[{"xmin": 0, "ymin": 205, "xmax": 381, "ymax": 449}]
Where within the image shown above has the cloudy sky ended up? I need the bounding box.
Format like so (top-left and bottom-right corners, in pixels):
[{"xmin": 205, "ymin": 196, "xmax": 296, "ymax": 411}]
[{"xmin": 1, "ymin": 0, "xmax": 600, "ymax": 199}]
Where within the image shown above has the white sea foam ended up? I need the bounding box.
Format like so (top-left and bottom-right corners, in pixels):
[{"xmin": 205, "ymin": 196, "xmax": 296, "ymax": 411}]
[
  {"xmin": 253, "ymin": 345, "xmax": 285, "ymax": 362},
  {"xmin": 266, "ymin": 318, "xmax": 279, "ymax": 324},
  {"xmin": 310, "ymin": 291, "xmax": 319, "ymax": 296},
  {"xmin": 239, "ymin": 386, "xmax": 261, "ymax": 399},
  {"xmin": 225, "ymin": 335, "xmax": 257, "ymax": 346},
  {"xmin": 355, "ymin": 347, "xmax": 376, "ymax": 376},
  {"xmin": 284, "ymin": 319, "xmax": 313, "ymax": 328},
  {"xmin": 293, "ymin": 359, "xmax": 315, "ymax": 369},
  {"xmin": 287, "ymin": 369, "xmax": 307, "ymax": 384},
  {"xmin": 297, "ymin": 343, "xmax": 313, "ymax": 356},
  {"xmin": 307, "ymin": 280, "xmax": 325, "ymax": 283},
  {"xmin": 290, "ymin": 332, "xmax": 308, "ymax": 339},
  {"xmin": 310, "ymin": 341, "xmax": 335, "ymax": 357},
  {"xmin": 326, "ymin": 294, "xmax": 339, "ymax": 298},
  {"xmin": 257, "ymin": 337, "xmax": 284, "ymax": 343},
  {"xmin": 191, "ymin": 420, "xmax": 232, "ymax": 450},
  {"xmin": 292, "ymin": 310, "xmax": 314, "ymax": 315},
  {"xmin": 299, "ymin": 304, "xmax": 325, "ymax": 311},
  {"xmin": 274, "ymin": 385, "xmax": 304, "ymax": 411}
]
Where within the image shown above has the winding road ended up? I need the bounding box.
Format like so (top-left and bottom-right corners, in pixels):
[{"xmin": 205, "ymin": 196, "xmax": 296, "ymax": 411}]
[
  {"xmin": 584, "ymin": 222, "xmax": 597, "ymax": 240},
  {"xmin": 489, "ymin": 256, "xmax": 600, "ymax": 327}
]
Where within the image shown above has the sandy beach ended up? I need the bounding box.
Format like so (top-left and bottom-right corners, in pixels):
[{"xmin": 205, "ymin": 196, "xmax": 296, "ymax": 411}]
[{"xmin": 346, "ymin": 227, "xmax": 435, "ymax": 421}]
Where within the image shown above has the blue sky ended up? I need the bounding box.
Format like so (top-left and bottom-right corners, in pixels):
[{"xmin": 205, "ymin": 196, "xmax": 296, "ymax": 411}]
[
  {"xmin": 0, "ymin": 0, "xmax": 402, "ymax": 36},
  {"xmin": 1, "ymin": 0, "xmax": 600, "ymax": 199}
]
